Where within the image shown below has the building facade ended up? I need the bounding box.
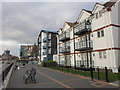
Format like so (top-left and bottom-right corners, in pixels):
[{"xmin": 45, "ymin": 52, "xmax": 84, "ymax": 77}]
[
  {"xmin": 57, "ymin": 1, "xmax": 120, "ymax": 72},
  {"xmin": 37, "ymin": 30, "xmax": 57, "ymax": 62},
  {"xmin": 20, "ymin": 45, "xmax": 33, "ymax": 60}
]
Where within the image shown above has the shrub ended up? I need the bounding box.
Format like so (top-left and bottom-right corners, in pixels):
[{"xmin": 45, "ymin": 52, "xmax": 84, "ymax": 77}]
[{"xmin": 40, "ymin": 60, "xmax": 57, "ymax": 67}]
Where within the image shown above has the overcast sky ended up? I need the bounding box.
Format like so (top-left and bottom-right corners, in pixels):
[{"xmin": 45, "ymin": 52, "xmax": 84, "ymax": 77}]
[{"xmin": 1, "ymin": 0, "xmax": 109, "ymax": 56}]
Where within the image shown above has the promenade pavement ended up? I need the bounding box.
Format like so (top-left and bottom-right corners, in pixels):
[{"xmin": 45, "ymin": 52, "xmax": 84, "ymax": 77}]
[{"xmin": 7, "ymin": 63, "xmax": 119, "ymax": 89}]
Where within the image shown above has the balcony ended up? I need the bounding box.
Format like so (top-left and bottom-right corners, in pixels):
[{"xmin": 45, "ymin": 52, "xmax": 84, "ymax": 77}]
[
  {"xmin": 74, "ymin": 20, "xmax": 91, "ymax": 36},
  {"xmin": 43, "ymin": 34, "xmax": 51, "ymax": 42},
  {"xmin": 59, "ymin": 32, "xmax": 70, "ymax": 42},
  {"xmin": 75, "ymin": 40, "xmax": 93, "ymax": 51},
  {"xmin": 43, "ymin": 52, "xmax": 46, "ymax": 55},
  {"xmin": 42, "ymin": 49, "xmax": 51, "ymax": 55},
  {"xmin": 60, "ymin": 46, "xmax": 70, "ymax": 53},
  {"xmin": 43, "ymin": 43, "xmax": 51, "ymax": 49}
]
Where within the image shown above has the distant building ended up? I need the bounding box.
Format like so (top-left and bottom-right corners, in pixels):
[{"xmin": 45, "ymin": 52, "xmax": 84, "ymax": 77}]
[
  {"xmin": 20, "ymin": 45, "xmax": 33, "ymax": 60},
  {"xmin": 20, "ymin": 44, "xmax": 38, "ymax": 60},
  {"xmin": 32, "ymin": 43, "xmax": 38, "ymax": 60},
  {"xmin": 2, "ymin": 50, "xmax": 13, "ymax": 61},
  {"xmin": 5, "ymin": 50, "xmax": 10, "ymax": 54},
  {"xmin": 37, "ymin": 30, "xmax": 57, "ymax": 62}
]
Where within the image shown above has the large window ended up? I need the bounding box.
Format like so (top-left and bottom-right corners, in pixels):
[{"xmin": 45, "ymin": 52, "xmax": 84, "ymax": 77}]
[
  {"xmin": 101, "ymin": 30, "xmax": 104, "ymax": 37},
  {"xmin": 97, "ymin": 31, "xmax": 100, "ymax": 38},
  {"xmin": 99, "ymin": 51, "xmax": 107, "ymax": 59},
  {"xmin": 97, "ymin": 30, "xmax": 104, "ymax": 38},
  {"xmin": 99, "ymin": 52, "xmax": 102, "ymax": 58}
]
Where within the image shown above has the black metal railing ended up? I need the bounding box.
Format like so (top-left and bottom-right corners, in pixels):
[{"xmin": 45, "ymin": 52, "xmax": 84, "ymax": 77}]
[
  {"xmin": 74, "ymin": 20, "xmax": 91, "ymax": 36},
  {"xmin": 2, "ymin": 63, "xmax": 13, "ymax": 82},
  {"xmin": 75, "ymin": 40, "xmax": 93, "ymax": 51},
  {"xmin": 59, "ymin": 32, "xmax": 70, "ymax": 42}
]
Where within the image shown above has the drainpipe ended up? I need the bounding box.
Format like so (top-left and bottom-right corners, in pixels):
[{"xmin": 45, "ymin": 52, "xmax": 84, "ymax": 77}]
[
  {"xmin": 73, "ymin": 27, "xmax": 76, "ymax": 69},
  {"xmin": 59, "ymin": 35, "xmax": 60, "ymax": 66},
  {"xmin": 46, "ymin": 32, "xmax": 49, "ymax": 61},
  {"xmin": 88, "ymin": 23, "xmax": 92, "ymax": 67},
  {"xmin": 64, "ymin": 32, "xmax": 67, "ymax": 67},
  {"xmin": 85, "ymin": 20, "xmax": 89, "ymax": 68}
]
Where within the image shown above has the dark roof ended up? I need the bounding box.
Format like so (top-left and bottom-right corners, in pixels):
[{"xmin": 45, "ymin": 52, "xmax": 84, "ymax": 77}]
[
  {"xmin": 66, "ymin": 21, "xmax": 78, "ymax": 27},
  {"xmin": 103, "ymin": 0, "xmax": 117, "ymax": 7},
  {"xmin": 38, "ymin": 30, "xmax": 58, "ymax": 37}
]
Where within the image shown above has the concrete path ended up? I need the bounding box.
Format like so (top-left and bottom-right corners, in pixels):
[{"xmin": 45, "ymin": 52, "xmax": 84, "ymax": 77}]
[{"xmin": 7, "ymin": 63, "xmax": 119, "ymax": 89}]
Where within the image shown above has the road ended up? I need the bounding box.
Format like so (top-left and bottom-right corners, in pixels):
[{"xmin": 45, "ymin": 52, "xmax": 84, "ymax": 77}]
[{"xmin": 7, "ymin": 63, "xmax": 119, "ymax": 89}]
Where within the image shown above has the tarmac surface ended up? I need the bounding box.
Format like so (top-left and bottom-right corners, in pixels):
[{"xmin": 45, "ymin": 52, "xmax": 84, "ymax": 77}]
[{"xmin": 7, "ymin": 63, "xmax": 119, "ymax": 89}]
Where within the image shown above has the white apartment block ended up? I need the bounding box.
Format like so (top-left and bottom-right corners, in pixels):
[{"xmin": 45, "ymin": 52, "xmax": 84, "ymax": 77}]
[
  {"xmin": 37, "ymin": 30, "xmax": 57, "ymax": 62},
  {"xmin": 56, "ymin": 1, "xmax": 120, "ymax": 72}
]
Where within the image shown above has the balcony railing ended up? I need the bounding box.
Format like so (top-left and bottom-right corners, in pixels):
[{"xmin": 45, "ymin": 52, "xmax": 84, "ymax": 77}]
[
  {"xmin": 43, "ymin": 35, "xmax": 51, "ymax": 42},
  {"xmin": 74, "ymin": 20, "xmax": 91, "ymax": 35},
  {"xmin": 76, "ymin": 60, "xmax": 94, "ymax": 68},
  {"xmin": 43, "ymin": 52, "xmax": 46, "ymax": 55},
  {"xmin": 60, "ymin": 46, "xmax": 70, "ymax": 53},
  {"xmin": 59, "ymin": 32, "xmax": 70, "ymax": 42},
  {"xmin": 43, "ymin": 43, "xmax": 51, "ymax": 49},
  {"xmin": 75, "ymin": 40, "xmax": 93, "ymax": 51}
]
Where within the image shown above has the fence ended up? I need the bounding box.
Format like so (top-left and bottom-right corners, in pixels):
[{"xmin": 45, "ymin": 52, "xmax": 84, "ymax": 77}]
[
  {"xmin": 49, "ymin": 65, "xmax": 120, "ymax": 82},
  {"xmin": 2, "ymin": 63, "xmax": 13, "ymax": 82}
]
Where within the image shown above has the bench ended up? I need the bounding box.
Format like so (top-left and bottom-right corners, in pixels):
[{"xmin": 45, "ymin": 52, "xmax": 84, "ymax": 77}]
[{"xmin": 23, "ymin": 68, "xmax": 36, "ymax": 84}]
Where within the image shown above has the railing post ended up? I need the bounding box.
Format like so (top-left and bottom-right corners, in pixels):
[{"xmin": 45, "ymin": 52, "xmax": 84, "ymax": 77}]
[
  {"xmin": 97, "ymin": 67, "xmax": 100, "ymax": 80},
  {"xmin": 105, "ymin": 66, "xmax": 109, "ymax": 82},
  {"xmin": 90, "ymin": 67, "xmax": 93, "ymax": 81},
  {"xmin": 118, "ymin": 66, "xmax": 120, "ymax": 73},
  {"xmin": 2, "ymin": 72, "xmax": 4, "ymax": 84}
]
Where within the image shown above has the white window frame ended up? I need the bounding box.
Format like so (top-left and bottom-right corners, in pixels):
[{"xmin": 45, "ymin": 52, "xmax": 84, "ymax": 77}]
[{"xmin": 103, "ymin": 51, "xmax": 107, "ymax": 58}]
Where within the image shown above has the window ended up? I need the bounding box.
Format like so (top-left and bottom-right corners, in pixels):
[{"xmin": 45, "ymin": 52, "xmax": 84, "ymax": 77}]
[
  {"xmin": 99, "ymin": 52, "xmax": 102, "ymax": 58},
  {"xmin": 96, "ymin": 13, "xmax": 98, "ymax": 19},
  {"xmin": 99, "ymin": 11, "xmax": 102, "ymax": 17},
  {"xmin": 97, "ymin": 31, "xmax": 100, "ymax": 38},
  {"xmin": 103, "ymin": 51, "xmax": 107, "ymax": 58},
  {"xmin": 91, "ymin": 34, "xmax": 93, "ymax": 37},
  {"xmin": 101, "ymin": 30, "xmax": 104, "ymax": 37},
  {"xmin": 99, "ymin": 51, "xmax": 107, "ymax": 59}
]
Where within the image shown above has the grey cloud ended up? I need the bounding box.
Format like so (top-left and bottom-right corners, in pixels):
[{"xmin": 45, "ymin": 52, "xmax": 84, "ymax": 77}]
[{"xmin": 2, "ymin": 2, "xmax": 96, "ymax": 56}]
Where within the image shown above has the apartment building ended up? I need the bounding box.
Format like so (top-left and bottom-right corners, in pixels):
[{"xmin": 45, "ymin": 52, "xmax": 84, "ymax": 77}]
[
  {"xmin": 37, "ymin": 30, "xmax": 57, "ymax": 62},
  {"xmin": 57, "ymin": 0, "xmax": 120, "ymax": 72}
]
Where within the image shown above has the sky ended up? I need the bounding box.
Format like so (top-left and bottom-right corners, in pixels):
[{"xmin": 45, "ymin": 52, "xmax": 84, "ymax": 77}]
[{"xmin": 1, "ymin": 0, "xmax": 109, "ymax": 56}]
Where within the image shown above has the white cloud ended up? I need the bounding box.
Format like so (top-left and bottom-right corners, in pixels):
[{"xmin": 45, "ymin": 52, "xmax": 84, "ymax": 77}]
[{"xmin": 0, "ymin": 40, "xmax": 20, "ymax": 55}]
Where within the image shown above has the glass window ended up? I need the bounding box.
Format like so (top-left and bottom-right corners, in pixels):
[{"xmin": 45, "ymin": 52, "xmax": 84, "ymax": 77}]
[
  {"xmin": 99, "ymin": 11, "xmax": 102, "ymax": 17},
  {"xmin": 97, "ymin": 31, "xmax": 100, "ymax": 38},
  {"xmin": 99, "ymin": 52, "xmax": 102, "ymax": 58},
  {"xmin": 103, "ymin": 51, "xmax": 107, "ymax": 58},
  {"xmin": 101, "ymin": 30, "xmax": 104, "ymax": 37}
]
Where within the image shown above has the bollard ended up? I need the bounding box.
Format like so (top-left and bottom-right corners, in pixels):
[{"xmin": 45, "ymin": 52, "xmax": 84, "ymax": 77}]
[
  {"xmin": 105, "ymin": 66, "xmax": 109, "ymax": 82},
  {"xmin": 97, "ymin": 67, "xmax": 100, "ymax": 80}
]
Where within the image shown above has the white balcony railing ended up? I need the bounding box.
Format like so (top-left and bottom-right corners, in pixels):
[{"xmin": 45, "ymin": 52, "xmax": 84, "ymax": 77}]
[{"xmin": 75, "ymin": 40, "xmax": 93, "ymax": 50}]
